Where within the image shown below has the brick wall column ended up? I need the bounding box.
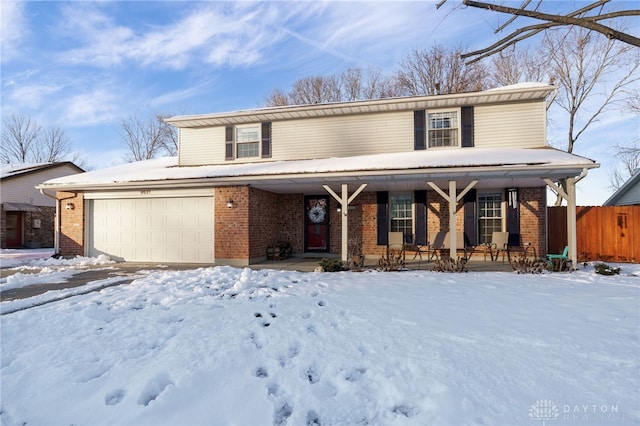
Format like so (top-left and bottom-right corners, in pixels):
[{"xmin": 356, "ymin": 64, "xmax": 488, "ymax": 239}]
[{"xmin": 58, "ymin": 192, "xmax": 84, "ymax": 257}]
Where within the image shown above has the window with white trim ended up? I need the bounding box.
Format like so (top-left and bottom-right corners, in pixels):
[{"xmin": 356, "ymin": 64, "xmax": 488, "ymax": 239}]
[
  {"xmin": 390, "ymin": 193, "xmax": 414, "ymax": 243},
  {"xmin": 236, "ymin": 126, "xmax": 260, "ymax": 158},
  {"xmin": 428, "ymin": 110, "xmax": 458, "ymax": 147},
  {"xmin": 478, "ymin": 192, "xmax": 503, "ymax": 244}
]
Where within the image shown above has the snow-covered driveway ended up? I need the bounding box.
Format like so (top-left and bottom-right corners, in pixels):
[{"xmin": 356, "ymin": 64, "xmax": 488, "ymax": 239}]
[{"xmin": 1, "ymin": 259, "xmax": 639, "ymax": 425}]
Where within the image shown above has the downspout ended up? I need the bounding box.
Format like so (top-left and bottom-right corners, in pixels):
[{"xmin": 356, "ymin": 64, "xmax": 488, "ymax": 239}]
[{"xmin": 39, "ymin": 189, "xmax": 60, "ymax": 256}]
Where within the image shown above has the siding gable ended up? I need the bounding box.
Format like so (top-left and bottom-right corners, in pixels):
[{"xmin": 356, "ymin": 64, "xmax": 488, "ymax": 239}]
[{"xmin": 474, "ymin": 101, "xmax": 546, "ymax": 148}]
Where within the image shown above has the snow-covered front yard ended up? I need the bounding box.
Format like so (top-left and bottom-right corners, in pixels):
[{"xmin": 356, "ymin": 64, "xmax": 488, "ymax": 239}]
[{"xmin": 1, "ymin": 251, "xmax": 639, "ymax": 426}]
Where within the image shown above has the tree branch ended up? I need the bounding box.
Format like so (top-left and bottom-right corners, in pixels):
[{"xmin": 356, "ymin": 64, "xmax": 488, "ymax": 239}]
[{"xmin": 463, "ymin": 0, "xmax": 640, "ymax": 47}]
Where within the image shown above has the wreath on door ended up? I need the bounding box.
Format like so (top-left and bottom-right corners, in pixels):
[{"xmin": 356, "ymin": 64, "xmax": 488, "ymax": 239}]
[{"xmin": 307, "ymin": 199, "xmax": 326, "ymax": 224}]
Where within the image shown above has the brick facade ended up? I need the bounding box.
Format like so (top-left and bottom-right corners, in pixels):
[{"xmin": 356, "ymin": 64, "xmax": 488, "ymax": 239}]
[
  {"xmin": 55, "ymin": 185, "xmax": 548, "ymax": 264},
  {"xmin": 58, "ymin": 192, "xmax": 84, "ymax": 256},
  {"xmin": 0, "ymin": 204, "xmax": 56, "ymax": 249}
]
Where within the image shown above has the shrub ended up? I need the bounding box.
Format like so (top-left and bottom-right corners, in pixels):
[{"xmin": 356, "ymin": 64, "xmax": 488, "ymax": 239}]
[
  {"xmin": 319, "ymin": 258, "xmax": 346, "ymax": 272},
  {"xmin": 510, "ymin": 255, "xmax": 546, "ymax": 274},
  {"xmin": 594, "ymin": 262, "xmax": 620, "ymax": 276},
  {"xmin": 430, "ymin": 258, "xmax": 467, "ymax": 273},
  {"xmin": 377, "ymin": 250, "xmax": 405, "ymax": 271}
]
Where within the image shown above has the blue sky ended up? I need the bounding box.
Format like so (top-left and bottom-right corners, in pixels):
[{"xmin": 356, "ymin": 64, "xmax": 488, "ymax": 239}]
[{"xmin": 1, "ymin": 1, "xmax": 638, "ymax": 205}]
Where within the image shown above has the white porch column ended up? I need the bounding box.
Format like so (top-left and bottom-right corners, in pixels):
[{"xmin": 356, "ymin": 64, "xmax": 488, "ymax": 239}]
[
  {"xmin": 427, "ymin": 180, "xmax": 478, "ymax": 258},
  {"xmin": 323, "ymin": 183, "xmax": 367, "ymax": 262},
  {"xmin": 545, "ymin": 174, "xmax": 584, "ymax": 269},
  {"xmin": 566, "ymin": 177, "xmax": 578, "ymax": 267}
]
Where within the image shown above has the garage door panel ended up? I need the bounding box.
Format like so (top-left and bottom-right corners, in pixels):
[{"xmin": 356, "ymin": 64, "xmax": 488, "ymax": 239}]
[{"xmin": 90, "ymin": 196, "xmax": 214, "ymax": 263}]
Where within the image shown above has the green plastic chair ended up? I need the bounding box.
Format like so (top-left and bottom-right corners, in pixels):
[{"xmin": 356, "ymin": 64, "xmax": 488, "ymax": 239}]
[{"xmin": 546, "ymin": 246, "xmax": 569, "ymax": 267}]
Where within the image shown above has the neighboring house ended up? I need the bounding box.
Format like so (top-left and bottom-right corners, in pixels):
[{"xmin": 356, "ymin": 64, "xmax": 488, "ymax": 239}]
[
  {"xmin": 603, "ymin": 169, "xmax": 640, "ymax": 206},
  {"xmin": 1, "ymin": 162, "xmax": 84, "ymax": 249},
  {"xmin": 38, "ymin": 83, "xmax": 598, "ymax": 266}
]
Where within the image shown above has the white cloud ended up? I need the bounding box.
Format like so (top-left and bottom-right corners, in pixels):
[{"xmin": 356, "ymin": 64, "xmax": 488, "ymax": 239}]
[
  {"xmin": 62, "ymin": 89, "xmax": 120, "ymax": 127},
  {"xmin": 57, "ymin": 2, "xmax": 285, "ymax": 71},
  {"xmin": 9, "ymin": 83, "xmax": 63, "ymax": 109},
  {"xmin": 0, "ymin": 1, "xmax": 27, "ymax": 62}
]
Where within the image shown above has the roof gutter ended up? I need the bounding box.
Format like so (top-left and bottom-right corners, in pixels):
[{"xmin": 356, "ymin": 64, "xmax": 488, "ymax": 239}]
[{"xmin": 36, "ymin": 162, "xmax": 599, "ymax": 192}]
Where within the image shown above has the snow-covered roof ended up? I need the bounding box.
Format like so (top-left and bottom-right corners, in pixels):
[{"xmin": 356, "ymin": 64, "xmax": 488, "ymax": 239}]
[
  {"xmin": 38, "ymin": 148, "xmax": 597, "ymax": 193},
  {"xmin": 1, "ymin": 163, "xmax": 53, "ymax": 179},
  {"xmin": 603, "ymin": 168, "xmax": 640, "ymax": 206},
  {"xmin": 1, "ymin": 162, "xmax": 83, "ymax": 180}
]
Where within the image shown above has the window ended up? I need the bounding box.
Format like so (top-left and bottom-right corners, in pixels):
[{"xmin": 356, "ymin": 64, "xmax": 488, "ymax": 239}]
[
  {"xmin": 428, "ymin": 111, "xmax": 458, "ymax": 147},
  {"xmin": 478, "ymin": 193, "xmax": 502, "ymax": 244},
  {"xmin": 390, "ymin": 193, "xmax": 413, "ymax": 243},
  {"xmin": 236, "ymin": 126, "xmax": 260, "ymax": 158}
]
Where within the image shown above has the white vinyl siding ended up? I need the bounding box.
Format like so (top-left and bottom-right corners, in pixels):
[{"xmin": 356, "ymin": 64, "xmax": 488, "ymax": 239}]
[
  {"xmin": 274, "ymin": 112, "xmax": 413, "ymax": 159},
  {"xmin": 474, "ymin": 101, "xmax": 546, "ymax": 148},
  {"xmin": 1, "ymin": 165, "xmax": 81, "ymax": 206},
  {"xmin": 178, "ymin": 111, "xmax": 413, "ymax": 166},
  {"xmin": 177, "ymin": 100, "xmax": 548, "ymax": 166},
  {"xmin": 179, "ymin": 127, "xmax": 225, "ymax": 166},
  {"xmin": 87, "ymin": 192, "xmax": 214, "ymax": 263}
]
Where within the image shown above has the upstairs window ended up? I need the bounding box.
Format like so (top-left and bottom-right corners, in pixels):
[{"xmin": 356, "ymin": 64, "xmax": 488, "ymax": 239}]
[
  {"xmin": 236, "ymin": 126, "xmax": 260, "ymax": 158},
  {"xmin": 428, "ymin": 111, "xmax": 458, "ymax": 147},
  {"xmin": 226, "ymin": 123, "xmax": 271, "ymax": 160}
]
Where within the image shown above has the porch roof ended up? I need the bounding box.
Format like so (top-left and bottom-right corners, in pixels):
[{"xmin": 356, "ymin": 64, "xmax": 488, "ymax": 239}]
[{"xmin": 38, "ymin": 147, "xmax": 598, "ymax": 194}]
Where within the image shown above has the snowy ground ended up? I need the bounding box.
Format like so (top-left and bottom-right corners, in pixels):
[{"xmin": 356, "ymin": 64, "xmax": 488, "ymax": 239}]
[{"xmin": 1, "ymin": 251, "xmax": 639, "ymax": 426}]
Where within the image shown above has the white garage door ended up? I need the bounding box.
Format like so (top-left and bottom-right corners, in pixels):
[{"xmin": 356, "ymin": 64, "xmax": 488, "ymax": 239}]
[{"xmin": 89, "ymin": 196, "xmax": 214, "ymax": 263}]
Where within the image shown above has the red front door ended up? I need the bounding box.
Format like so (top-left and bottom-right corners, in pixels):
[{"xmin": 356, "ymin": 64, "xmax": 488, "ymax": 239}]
[
  {"xmin": 304, "ymin": 196, "xmax": 330, "ymax": 252},
  {"xmin": 5, "ymin": 212, "xmax": 22, "ymax": 248}
]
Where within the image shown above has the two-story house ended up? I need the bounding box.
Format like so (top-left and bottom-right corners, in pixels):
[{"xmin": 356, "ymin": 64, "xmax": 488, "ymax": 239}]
[{"xmin": 38, "ymin": 83, "xmax": 597, "ymax": 266}]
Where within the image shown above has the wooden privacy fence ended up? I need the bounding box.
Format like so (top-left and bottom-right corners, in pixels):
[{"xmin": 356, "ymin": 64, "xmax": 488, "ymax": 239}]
[{"xmin": 548, "ymin": 206, "xmax": 639, "ymax": 263}]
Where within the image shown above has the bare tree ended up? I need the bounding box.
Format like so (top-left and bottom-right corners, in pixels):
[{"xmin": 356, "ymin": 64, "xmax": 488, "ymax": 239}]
[
  {"xmin": 156, "ymin": 114, "xmax": 179, "ymax": 156},
  {"xmin": 1, "ymin": 113, "xmax": 41, "ymax": 163},
  {"xmin": 263, "ymin": 67, "xmax": 403, "ymax": 107},
  {"xmin": 490, "ymin": 49, "xmax": 547, "ymax": 87},
  {"xmin": 545, "ymin": 27, "xmax": 639, "ymax": 155},
  {"xmin": 263, "ymin": 88, "xmax": 291, "ymax": 107},
  {"xmin": 439, "ymin": 0, "xmax": 640, "ymax": 63},
  {"xmin": 1, "ymin": 113, "xmax": 78, "ymax": 165},
  {"xmin": 360, "ymin": 67, "xmax": 403, "ymax": 99},
  {"xmin": 610, "ymin": 141, "xmax": 640, "ymax": 190},
  {"xmin": 121, "ymin": 114, "xmax": 169, "ymax": 162},
  {"xmin": 341, "ymin": 68, "xmax": 363, "ymax": 102},
  {"xmin": 288, "ymin": 75, "xmax": 343, "ymax": 105},
  {"xmin": 539, "ymin": 27, "xmax": 640, "ymax": 205},
  {"xmin": 396, "ymin": 45, "xmax": 489, "ymax": 96},
  {"xmin": 37, "ymin": 126, "xmax": 72, "ymax": 163}
]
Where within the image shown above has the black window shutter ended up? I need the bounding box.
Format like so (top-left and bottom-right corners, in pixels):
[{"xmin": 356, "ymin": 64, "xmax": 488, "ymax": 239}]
[
  {"xmin": 506, "ymin": 189, "xmax": 521, "ymax": 246},
  {"xmin": 261, "ymin": 122, "xmax": 272, "ymax": 158},
  {"xmin": 377, "ymin": 191, "xmax": 389, "ymax": 246},
  {"xmin": 225, "ymin": 126, "xmax": 234, "ymax": 160},
  {"xmin": 414, "ymin": 190, "xmax": 427, "ymax": 245},
  {"xmin": 461, "ymin": 106, "xmax": 474, "ymax": 148},
  {"xmin": 463, "ymin": 189, "xmax": 477, "ymax": 246},
  {"xmin": 414, "ymin": 110, "xmax": 426, "ymax": 150}
]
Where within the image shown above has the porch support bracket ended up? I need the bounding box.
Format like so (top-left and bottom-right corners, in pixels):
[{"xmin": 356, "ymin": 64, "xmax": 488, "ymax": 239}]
[
  {"xmin": 323, "ymin": 183, "xmax": 368, "ymax": 262},
  {"xmin": 427, "ymin": 180, "xmax": 478, "ymax": 259}
]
